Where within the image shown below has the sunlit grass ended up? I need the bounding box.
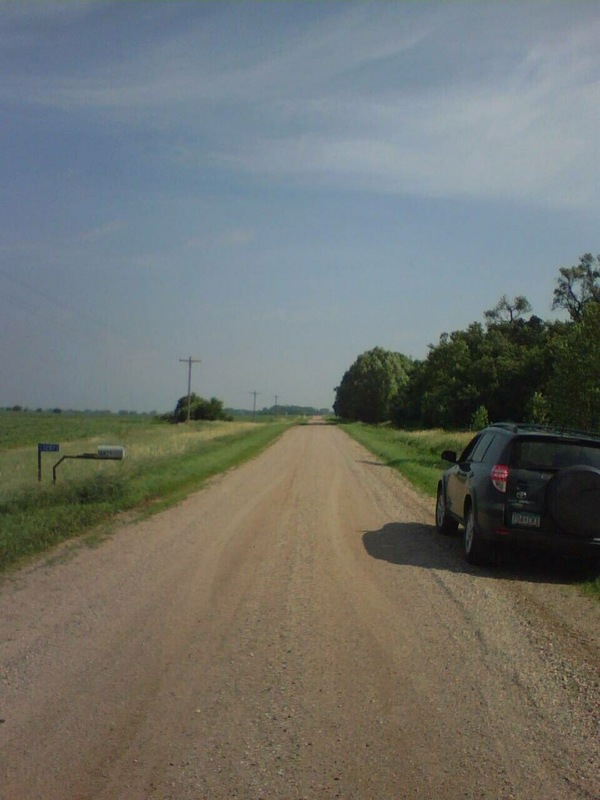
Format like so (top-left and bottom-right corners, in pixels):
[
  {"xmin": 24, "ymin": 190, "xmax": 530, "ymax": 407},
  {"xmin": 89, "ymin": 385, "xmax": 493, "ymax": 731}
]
[
  {"xmin": 342, "ymin": 423, "xmax": 472, "ymax": 497},
  {"xmin": 0, "ymin": 418, "xmax": 258, "ymax": 499}
]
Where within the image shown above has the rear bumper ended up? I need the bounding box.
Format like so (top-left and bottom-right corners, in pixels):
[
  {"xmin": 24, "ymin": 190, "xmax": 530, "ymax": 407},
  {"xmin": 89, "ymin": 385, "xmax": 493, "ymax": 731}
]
[
  {"xmin": 503, "ymin": 528, "xmax": 600, "ymax": 555},
  {"xmin": 477, "ymin": 506, "xmax": 600, "ymax": 555}
]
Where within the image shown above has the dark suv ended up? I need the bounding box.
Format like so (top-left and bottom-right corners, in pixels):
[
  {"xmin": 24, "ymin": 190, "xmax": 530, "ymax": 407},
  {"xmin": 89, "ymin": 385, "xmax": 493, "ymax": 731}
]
[{"xmin": 436, "ymin": 422, "xmax": 600, "ymax": 565}]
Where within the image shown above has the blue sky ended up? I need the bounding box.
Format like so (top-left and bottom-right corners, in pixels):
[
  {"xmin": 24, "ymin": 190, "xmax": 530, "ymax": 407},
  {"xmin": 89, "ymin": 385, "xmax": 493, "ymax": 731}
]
[{"xmin": 1, "ymin": 1, "xmax": 599, "ymax": 413}]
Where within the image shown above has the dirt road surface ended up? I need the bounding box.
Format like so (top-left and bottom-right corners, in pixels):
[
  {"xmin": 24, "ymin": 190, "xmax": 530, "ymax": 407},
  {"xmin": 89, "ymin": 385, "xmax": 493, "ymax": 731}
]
[{"xmin": 1, "ymin": 423, "xmax": 598, "ymax": 799}]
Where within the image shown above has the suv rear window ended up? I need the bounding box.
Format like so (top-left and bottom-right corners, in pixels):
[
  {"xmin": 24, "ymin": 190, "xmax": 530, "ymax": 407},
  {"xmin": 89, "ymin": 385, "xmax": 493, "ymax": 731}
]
[{"xmin": 509, "ymin": 438, "xmax": 600, "ymax": 470}]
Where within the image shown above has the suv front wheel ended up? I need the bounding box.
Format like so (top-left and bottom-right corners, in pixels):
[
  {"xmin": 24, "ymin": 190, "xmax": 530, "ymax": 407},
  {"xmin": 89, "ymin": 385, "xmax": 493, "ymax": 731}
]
[
  {"xmin": 436, "ymin": 485, "xmax": 458, "ymax": 534},
  {"xmin": 464, "ymin": 506, "xmax": 493, "ymax": 566}
]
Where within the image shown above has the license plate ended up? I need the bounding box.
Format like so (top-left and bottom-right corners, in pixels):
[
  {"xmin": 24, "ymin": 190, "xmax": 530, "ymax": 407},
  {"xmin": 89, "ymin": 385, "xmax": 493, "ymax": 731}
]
[{"xmin": 511, "ymin": 511, "xmax": 541, "ymax": 528}]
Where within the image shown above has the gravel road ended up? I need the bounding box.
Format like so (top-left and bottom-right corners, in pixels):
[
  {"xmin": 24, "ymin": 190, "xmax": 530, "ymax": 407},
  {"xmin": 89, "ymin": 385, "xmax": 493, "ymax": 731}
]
[{"xmin": 1, "ymin": 422, "xmax": 598, "ymax": 799}]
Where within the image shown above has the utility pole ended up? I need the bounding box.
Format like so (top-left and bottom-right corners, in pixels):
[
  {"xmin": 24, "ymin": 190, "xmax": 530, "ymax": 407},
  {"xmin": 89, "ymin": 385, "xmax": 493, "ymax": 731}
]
[
  {"xmin": 250, "ymin": 391, "xmax": 260, "ymax": 421},
  {"xmin": 274, "ymin": 395, "xmax": 279, "ymax": 415},
  {"xmin": 179, "ymin": 356, "xmax": 201, "ymax": 423}
]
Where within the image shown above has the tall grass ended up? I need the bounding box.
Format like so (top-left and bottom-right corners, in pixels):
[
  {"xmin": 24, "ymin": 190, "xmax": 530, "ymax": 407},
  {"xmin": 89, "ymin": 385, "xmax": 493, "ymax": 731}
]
[{"xmin": 0, "ymin": 416, "xmax": 293, "ymax": 571}]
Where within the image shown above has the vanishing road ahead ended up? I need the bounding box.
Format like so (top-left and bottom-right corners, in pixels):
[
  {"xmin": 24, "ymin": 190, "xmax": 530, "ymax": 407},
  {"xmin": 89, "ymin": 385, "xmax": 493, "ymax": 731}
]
[{"xmin": 1, "ymin": 422, "xmax": 598, "ymax": 799}]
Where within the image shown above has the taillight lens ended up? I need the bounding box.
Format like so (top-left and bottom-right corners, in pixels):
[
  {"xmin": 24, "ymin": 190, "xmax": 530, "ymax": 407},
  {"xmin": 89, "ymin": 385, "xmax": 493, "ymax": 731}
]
[{"xmin": 491, "ymin": 464, "xmax": 509, "ymax": 492}]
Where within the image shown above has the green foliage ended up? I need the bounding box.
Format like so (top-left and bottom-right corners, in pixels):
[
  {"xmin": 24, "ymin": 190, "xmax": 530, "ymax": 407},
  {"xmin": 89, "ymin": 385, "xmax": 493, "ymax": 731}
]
[
  {"xmin": 484, "ymin": 294, "xmax": 532, "ymax": 325},
  {"xmin": 338, "ymin": 254, "xmax": 600, "ymax": 431},
  {"xmin": 334, "ymin": 347, "xmax": 412, "ymax": 423},
  {"xmin": 172, "ymin": 393, "xmax": 232, "ymax": 423},
  {"xmin": 547, "ymin": 302, "xmax": 600, "ymax": 431},
  {"xmin": 391, "ymin": 309, "xmax": 563, "ymax": 429},
  {"xmin": 528, "ymin": 392, "xmax": 551, "ymax": 425},
  {"xmin": 552, "ymin": 253, "xmax": 600, "ymax": 322},
  {"xmin": 470, "ymin": 405, "xmax": 489, "ymax": 430}
]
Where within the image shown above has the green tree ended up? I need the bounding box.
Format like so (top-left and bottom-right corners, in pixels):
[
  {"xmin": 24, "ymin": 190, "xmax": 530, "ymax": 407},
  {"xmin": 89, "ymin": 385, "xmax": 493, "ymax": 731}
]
[
  {"xmin": 392, "ymin": 307, "xmax": 558, "ymax": 429},
  {"xmin": 173, "ymin": 393, "xmax": 231, "ymax": 423},
  {"xmin": 552, "ymin": 253, "xmax": 600, "ymax": 322},
  {"xmin": 483, "ymin": 294, "xmax": 532, "ymax": 325},
  {"xmin": 334, "ymin": 347, "xmax": 412, "ymax": 423},
  {"xmin": 470, "ymin": 405, "xmax": 489, "ymax": 430},
  {"xmin": 547, "ymin": 302, "xmax": 600, "ymax": 430}
]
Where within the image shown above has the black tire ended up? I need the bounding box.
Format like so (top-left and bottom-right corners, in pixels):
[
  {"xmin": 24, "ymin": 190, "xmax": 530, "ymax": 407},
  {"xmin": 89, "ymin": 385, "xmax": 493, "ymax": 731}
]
[
  {"xmin": 464, "ymin": 506, "xmax": 493, "ymax": 566},
  {"xmin": 546, "ymin": 466, "xmax": 600, "ymax": 539},
  {"xmin": 436, "ymin": 485, "xmax": 458, "ymax": 534}
]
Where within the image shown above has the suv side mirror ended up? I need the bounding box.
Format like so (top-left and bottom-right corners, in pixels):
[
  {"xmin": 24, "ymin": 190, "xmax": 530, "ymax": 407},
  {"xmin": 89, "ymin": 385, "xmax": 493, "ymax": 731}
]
[{"xmin": 441, "ymin": 450, "xmax": 457, "ymax": 463}]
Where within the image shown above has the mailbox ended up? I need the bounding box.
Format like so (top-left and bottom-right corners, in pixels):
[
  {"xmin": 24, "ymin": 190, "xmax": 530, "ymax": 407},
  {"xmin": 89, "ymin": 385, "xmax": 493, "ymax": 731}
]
[{"xmin": 97, "ymin": 445, "xmax": 126, "ymax": 460}]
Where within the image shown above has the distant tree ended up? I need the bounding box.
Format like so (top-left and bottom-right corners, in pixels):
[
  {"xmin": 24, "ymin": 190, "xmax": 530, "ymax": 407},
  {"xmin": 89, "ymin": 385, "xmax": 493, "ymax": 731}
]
[
  {"xmin": 552, "ymin": 253, "xmax": 600, "ymax": 322},
  {"xmin": 484, "ymin": 295, "xmax": 532, "ymax": 325},
  {"xmin": 173, "ymin": 393, "xmax": 231, "ymax": 423},
  {"xmin": 334, "ymin": 347, "xmax": 412, "ymax": 423},
  {"xmin": 52, "ymin": 408, "xmax": 62, "ymax": 414}
]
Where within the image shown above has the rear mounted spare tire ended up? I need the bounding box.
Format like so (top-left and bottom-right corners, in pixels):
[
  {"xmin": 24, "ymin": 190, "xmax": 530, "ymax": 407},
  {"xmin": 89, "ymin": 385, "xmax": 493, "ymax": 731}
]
[{"xmin": 546, "ymin": 466, "xmax": 600, "ymax": 539}]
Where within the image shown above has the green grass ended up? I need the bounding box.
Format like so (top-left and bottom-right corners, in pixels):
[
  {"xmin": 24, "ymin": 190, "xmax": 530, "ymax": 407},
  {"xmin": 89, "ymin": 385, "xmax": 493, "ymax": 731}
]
[
  {"xmin": 0, "ymin": 414, "xmax": 294, "ymax": 571},
  {"xmin": 341, "ymin": 422, "xmax": 472, "ymax": 497},
  {"xmin": 581, "ymin": 575, "xmax": 600, "ymax": 600},
  {"xmin": 341, "ymin": 422, "xmax": 600, "ymax": 599}
]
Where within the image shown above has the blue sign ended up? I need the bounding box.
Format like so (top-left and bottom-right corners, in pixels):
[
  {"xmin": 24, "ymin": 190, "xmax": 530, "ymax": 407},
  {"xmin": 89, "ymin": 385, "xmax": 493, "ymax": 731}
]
[{"xmin": 38, "ymin": 443, "xmax": 60, "ymax": 453}]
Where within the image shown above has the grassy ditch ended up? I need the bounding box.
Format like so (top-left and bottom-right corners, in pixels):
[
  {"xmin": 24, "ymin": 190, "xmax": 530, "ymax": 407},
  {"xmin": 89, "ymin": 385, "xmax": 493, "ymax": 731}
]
[
  {"xmin": 0, "ymin": 416, "xmax": 293, "ymax": 572},
  {"xmin": 341, "ymin": 422, "xmax": 600, "ymax": 598},
  {"xmin": 341, "ymin": 422, "xmax": 471, "ymax": 497}
]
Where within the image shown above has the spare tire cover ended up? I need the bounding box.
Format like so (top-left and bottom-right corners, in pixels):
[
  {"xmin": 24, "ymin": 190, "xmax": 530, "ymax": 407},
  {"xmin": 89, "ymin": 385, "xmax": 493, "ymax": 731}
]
[{"xmin": 546, "ymin": 466, "xmax": 600, "ymax": 538}]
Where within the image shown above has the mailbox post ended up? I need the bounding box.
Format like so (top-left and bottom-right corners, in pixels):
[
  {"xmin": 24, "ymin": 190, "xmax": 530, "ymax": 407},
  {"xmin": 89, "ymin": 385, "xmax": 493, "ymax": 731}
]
[
  {"xmin": 52, "ymin": 445, "xmax": 126, "ymax": 484},
  {"xmin": 38, "ymin": 443, "xmax": 60, "ymax": 482}
]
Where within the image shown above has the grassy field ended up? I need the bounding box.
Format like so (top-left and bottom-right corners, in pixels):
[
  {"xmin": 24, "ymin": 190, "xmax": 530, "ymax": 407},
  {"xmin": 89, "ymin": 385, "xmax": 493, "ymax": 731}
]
[
  {"xmin": 0, "ymin": 412, "xmax": 294, "ymax": 571},
  {"xmin": 341, "ymin": 422, "xmax": 600, "ymax": 598}
]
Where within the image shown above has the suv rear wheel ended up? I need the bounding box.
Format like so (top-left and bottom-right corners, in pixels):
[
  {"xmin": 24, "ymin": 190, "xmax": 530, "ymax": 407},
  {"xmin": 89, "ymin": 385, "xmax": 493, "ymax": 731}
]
[{"xmin": 464, "ymin": 506, "xmax": 493, "ymax": 566}]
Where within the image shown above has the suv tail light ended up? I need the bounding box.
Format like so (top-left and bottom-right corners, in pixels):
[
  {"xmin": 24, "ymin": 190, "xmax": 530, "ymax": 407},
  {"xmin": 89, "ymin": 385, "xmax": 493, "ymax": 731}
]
[{"xmin": 491, "ymin": 464, "xmax": 509, "ymax": 493}]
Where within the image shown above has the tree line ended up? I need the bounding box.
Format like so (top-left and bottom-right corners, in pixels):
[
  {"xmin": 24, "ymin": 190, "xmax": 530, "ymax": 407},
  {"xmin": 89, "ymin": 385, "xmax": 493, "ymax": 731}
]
[{"xmin": 334, "ymin": 253, "xmax": 600, "ymax": 431}]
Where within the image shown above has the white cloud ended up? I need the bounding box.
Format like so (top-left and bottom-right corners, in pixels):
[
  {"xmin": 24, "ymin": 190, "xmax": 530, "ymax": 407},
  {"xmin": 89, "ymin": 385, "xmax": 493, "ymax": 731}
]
[
  {"xmin": 184, "ymin": 227, "xmax": 256, "ymax": 250},
  {"xmin": 212, "ymin": 15, "xmax": 600, "ymax": 211},
  {"xmin": 1, "ymin": 3, "xmax": 598, "ymax": 211}
]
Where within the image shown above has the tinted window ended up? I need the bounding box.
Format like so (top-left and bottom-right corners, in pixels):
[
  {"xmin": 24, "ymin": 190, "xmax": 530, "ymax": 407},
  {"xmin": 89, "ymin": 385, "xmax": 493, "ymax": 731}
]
[
  {"xmin": 469, "ymin": 432, "xmax": 495, "ymax": 463},
  {"xmin": 458, "ymin": 435, "xmax": 480, "ymax": 462},
  {"xmin": 510, "ymin": 439, "xmax": 600, "ymax": 470}
]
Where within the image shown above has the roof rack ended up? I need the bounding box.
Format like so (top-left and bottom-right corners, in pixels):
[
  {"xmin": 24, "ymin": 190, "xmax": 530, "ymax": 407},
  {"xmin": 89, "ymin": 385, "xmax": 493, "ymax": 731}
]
[
  {"xmin": 490, "ymin": 421, "xmax": 600, "ymax": 441},
  {"xmin": 490, "ymin": 421, "xmax": 519, "ymax": 433}
]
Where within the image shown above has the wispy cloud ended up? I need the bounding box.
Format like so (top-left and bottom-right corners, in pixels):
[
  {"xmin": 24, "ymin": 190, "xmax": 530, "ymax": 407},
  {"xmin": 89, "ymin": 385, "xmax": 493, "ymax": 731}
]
[
  {"xmin": 185, "ymin": 227, "xmax": 256, "ymax": 250},
  {"xmin": 77, "ymin": 220, "xmax": 125, "ymax": 242},
  {"xmin": 211, "ymin": 14, "xmax": 600, "ymax": 211},
  {"xmin": 1, "ymin": 3, "xmax": 598, "ymax": 211}
]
